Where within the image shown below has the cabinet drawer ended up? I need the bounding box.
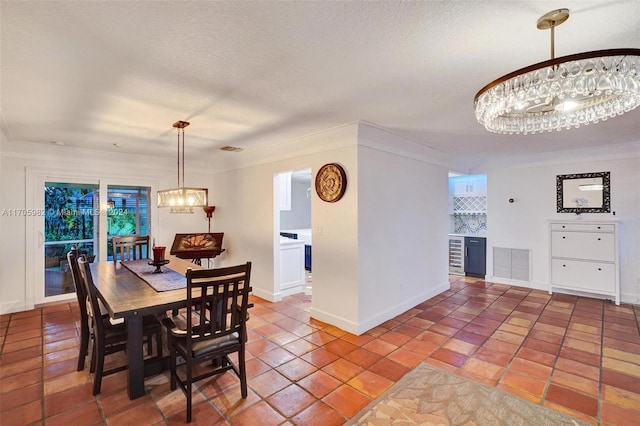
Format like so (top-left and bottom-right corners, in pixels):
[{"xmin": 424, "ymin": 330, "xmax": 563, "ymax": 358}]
[
  {"xmin": 551, "ymin": 231, "xmax": 615, "ymax": 261},
  {"xmin": 550, "ymin": 223, "xmax": 614, "ymax": 233},
  {"xmin": 551, "ymin": 259, "xmax": 615, "ymax": 292}
]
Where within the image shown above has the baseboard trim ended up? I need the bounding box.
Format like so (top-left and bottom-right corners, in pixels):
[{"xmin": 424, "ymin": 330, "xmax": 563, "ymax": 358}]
[
  {"xmin": 486, "ymin": 276, "xmax": 548, "ymax": 292},
  {"xmin": 252, "ymin": 287, "xmax": 281, "ymax": 303},
  {"xmin": 0, "ymin": 300, "xmax": 27, "ymax": 315},
  {"xmin": 310, "ymin": 280, "xmax": 451, "ymax": 336}
]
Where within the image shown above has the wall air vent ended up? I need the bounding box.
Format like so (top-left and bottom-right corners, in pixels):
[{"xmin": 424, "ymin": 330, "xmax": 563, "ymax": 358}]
[
  {"xmin": 220, "ymin": 146, "xmax": 244, "ymax": 152},
  {"xmin": 493, "ymin": 247, "xmax": 530, "ymax": 281}
]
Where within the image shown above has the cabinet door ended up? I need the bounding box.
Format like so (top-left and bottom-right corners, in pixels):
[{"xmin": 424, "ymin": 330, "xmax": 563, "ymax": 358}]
[
  {"xmin": 464, "ymin": 237, "xmax": 486, "ymax": 277},
  {"xmin": 451, "ymin": 177, "xmax": 469, "ymax": 196},
  {"xmin": 551, "ymin": 231, "xmax": 615, "ymax": 261},
  {"xmin": 468, "ymin": 176, "xmax": 487, "ymax": 195},
  {"xmin": 551, "ymin": 259, "xmax": 615, "ymax": 292},
  {"xmin": 450, "ymin": 175, "xmax": 487, "ymax": 196},
  {"xmin": 280, "ymin": 242, "xmax": 305, "ymax": 290}
]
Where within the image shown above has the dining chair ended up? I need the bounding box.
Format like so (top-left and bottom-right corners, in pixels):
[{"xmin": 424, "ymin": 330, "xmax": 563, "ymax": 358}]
[
  {"xmin": 76, "ymin": 256, "xmax": 164, "ymax": 395},
  {"xmin": 163, "ymin": 262, "xmax": 252, "ymax": 423},
  {"xmin": 67, "ymin": 248, "xmax": 94, "ymax": 371},
  {"xmin": 112, "ymin": 235, "xmax": 150, "ymax": 261}
]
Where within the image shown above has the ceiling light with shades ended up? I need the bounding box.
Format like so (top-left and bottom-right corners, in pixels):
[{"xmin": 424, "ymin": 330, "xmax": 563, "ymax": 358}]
[
  {"xmin": 474, "ymin": 8, "xmax": 640, "ymax": 135},
  {"xmin": 157, "ymin": 120, "xmax": 208, "ymax": 213}
]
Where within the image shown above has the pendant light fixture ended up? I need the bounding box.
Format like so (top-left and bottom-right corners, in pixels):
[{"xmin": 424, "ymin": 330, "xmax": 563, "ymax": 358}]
[
  {"xmin": 474, "ymin": 8, "xmax": 640, "ymax": 135},
  {"xmin": 157, "ymin": 120, "xmax": 208, "ymax": 213}
]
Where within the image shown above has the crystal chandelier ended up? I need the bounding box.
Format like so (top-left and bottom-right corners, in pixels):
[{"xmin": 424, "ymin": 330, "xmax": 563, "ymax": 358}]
[
  {"xmin": 474, "ymin": 8, "xmax": 640, "ymax": 135},
  {"xmin": 157, "ymin": 121, "xmax": 208, "ymax": 213}
]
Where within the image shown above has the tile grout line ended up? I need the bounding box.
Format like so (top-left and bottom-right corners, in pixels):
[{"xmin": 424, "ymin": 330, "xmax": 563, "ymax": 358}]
[
  {"xmin": 553, "ymin": 296, "xmax": 601, "ymax": 424},
  {"xmin": 597, "ymin": 300, "xmax": 607, "ymax": 426},
  {"xmin": 435, "ymin": 282, "xmax": 532, "ymax": 390},
  {"xmin": 40, "ymin": 308, "xmax": 46, "ymax": 425},
  {"xmin": 542, "ymin": 297, "xmax": 574, "ymax": 417},
  {"xmin": 501, "ymin": 287, "xmax": 551, "ymax": 405}
]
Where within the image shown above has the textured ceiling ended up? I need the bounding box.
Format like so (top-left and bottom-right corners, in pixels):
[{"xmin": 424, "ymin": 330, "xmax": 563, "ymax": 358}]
[{"xmin": 2, "ymin": 1, "xmax": 639, "ymax": 169}]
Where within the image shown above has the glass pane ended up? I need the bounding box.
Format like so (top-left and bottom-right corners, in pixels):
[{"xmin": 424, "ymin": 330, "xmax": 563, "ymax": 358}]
[
  {"xmin": 44, "ymin": 241, "xmax": 95, "ymax": 297},
  {"xmin": 44, "ymin": 182, "xmax": 98, "ymax": 297},
  {"xmin": 104, "ymin": 185, "xmax": 151, "ymax": 261}
]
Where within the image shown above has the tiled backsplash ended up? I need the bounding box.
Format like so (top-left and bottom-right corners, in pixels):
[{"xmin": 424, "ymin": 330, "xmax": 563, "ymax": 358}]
[{"xmin": 451, "ymin": 213, "xmax": 487, "ymax": 236}]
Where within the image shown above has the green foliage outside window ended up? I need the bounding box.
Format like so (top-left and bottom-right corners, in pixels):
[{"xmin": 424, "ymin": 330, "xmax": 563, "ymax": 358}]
[
  {"xmin": 44, "ymin": 186, "xmax": 94, "ymax": 242},
  {"xmin": 107, "ymin": 207, "xmax": 136, "ymax": 236}
]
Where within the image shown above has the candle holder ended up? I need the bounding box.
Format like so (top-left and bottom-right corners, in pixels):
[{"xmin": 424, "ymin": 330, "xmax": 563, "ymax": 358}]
[{"xmin": 148, "ymin": 259, "xmax": 170, "ymax": 274}]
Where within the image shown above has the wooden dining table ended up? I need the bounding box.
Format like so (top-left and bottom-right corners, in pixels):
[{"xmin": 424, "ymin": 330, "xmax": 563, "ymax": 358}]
[{"xmin": 90, "ymin": 254, "xmax": 198, "ymax": 400}]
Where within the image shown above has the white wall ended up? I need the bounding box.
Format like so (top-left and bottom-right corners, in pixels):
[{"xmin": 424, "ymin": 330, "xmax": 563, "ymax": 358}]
[
  {"xmin": 357, "ymin": 145, "xmax": 450, "ymax": 330},
  {"xmin": 486, "ymin": 155, "xmax": 640, "ymax": 304},
  {"xmin": 356, "ymin": 125, "xmax": 450, "ymax": 333},
  {"xmin": 0, "ymin": 129, "xmax": 8, "ymax": 313},
  {"xmin": 0, "ymin": 139, "xmax": 214, "ymax": 313},
  {"xmin": 306, "ymin": 144, "xmax": 360, "ymax": 330}
]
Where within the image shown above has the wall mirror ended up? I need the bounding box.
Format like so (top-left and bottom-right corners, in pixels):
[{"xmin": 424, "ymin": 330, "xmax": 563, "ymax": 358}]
[{"xmin": 556, "ymin": 171, "xmax": 610, "ymax": 213}]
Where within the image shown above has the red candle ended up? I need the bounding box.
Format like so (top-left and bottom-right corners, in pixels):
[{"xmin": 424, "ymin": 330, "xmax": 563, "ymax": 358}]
[{"xmin": 153, "ymin": 246, "xmax": 166, "ymax": 262}]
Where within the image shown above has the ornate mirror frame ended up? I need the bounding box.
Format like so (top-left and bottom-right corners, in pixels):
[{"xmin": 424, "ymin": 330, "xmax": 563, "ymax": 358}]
[{"xmin": 556, "ymin": 171, "xmax": 610, "ymax": 213}]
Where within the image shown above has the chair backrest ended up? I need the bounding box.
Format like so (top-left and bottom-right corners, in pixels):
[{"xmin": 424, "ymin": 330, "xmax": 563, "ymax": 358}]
[
  {"xmin": 184, "ymin": 262, "xmax": 252, "ymax": 352},
  {"xmin": 77, "ymin": 256, "xmax": 105, "ymax": 337},
  {"xmin": 112, "ymin": 235, "xmax": 149, "ymax": 261},
  {"xmin": 67, "ymin": 247, "xmax": 88, "ymax": 322}
]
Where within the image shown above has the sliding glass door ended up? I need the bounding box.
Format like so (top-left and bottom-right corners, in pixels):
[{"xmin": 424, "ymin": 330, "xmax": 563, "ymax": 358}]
[{"xmin": 41, "ymin": 182, "xmax": 151, "ymax": 298}]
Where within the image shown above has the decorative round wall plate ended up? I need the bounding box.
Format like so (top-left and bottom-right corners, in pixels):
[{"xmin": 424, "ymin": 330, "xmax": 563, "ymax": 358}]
[{"xmin": 315, "ymin": 163, "xmax": 347, "ymax": 203}]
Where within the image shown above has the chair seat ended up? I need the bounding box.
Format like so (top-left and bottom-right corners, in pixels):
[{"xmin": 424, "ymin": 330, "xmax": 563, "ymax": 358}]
[
  {"xmin": 97, "ymin": 299, "xmax": 126, "ymax": 325},
  {"xmin": 108, "ymin": 317, "xmax": 125, "ymax": 325},
  {"xmin": 176, "ymin": 332, "xmax": 240, "ymax": 357}
]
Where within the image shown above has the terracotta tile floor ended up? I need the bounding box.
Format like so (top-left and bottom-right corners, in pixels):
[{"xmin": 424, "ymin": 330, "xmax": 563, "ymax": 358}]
[{"xmin": 2, "ymin": 275, "xmax": 640, "ymax": 425}]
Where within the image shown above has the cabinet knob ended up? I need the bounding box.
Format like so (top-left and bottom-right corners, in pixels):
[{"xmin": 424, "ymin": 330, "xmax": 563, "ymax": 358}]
[
  {"xmin": 562, "ymin": 225, "xmax": 566, "ymax": 228},
  {"xmin": 598, "ymin": 268, "xmax": 602, "ymax": 271},
  {"xmin": 562, "ymin": 236, "xmax": 566, "ymax": 239},
  {"xmin": 597, "ymin": 238, "xmax": 601, "ymax": 241},
  {"xmin": 562, "ymin": 264, "xmax": 566, "ymax": 267},
  {"xmin": 597, "ymin": 226, "xmax": 601, "ymax": 229}
]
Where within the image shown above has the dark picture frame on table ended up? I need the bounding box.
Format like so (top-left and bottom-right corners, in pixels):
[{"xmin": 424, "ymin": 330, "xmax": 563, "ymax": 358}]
[{"xmin": 170, "ymin": 232, "xmax": 225, "ymax": 260}]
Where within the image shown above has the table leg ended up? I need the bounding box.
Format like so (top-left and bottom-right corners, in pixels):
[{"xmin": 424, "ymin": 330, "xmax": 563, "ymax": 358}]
[{"xmin": 126, "ymin": 316, "xmax": 145, "ymax": 399}]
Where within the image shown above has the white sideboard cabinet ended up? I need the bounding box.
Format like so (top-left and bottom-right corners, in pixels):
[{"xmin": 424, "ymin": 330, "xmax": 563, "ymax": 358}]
[{"xmin": 549, "ymin": 220, "xmax": 619, "ymax": 305}]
